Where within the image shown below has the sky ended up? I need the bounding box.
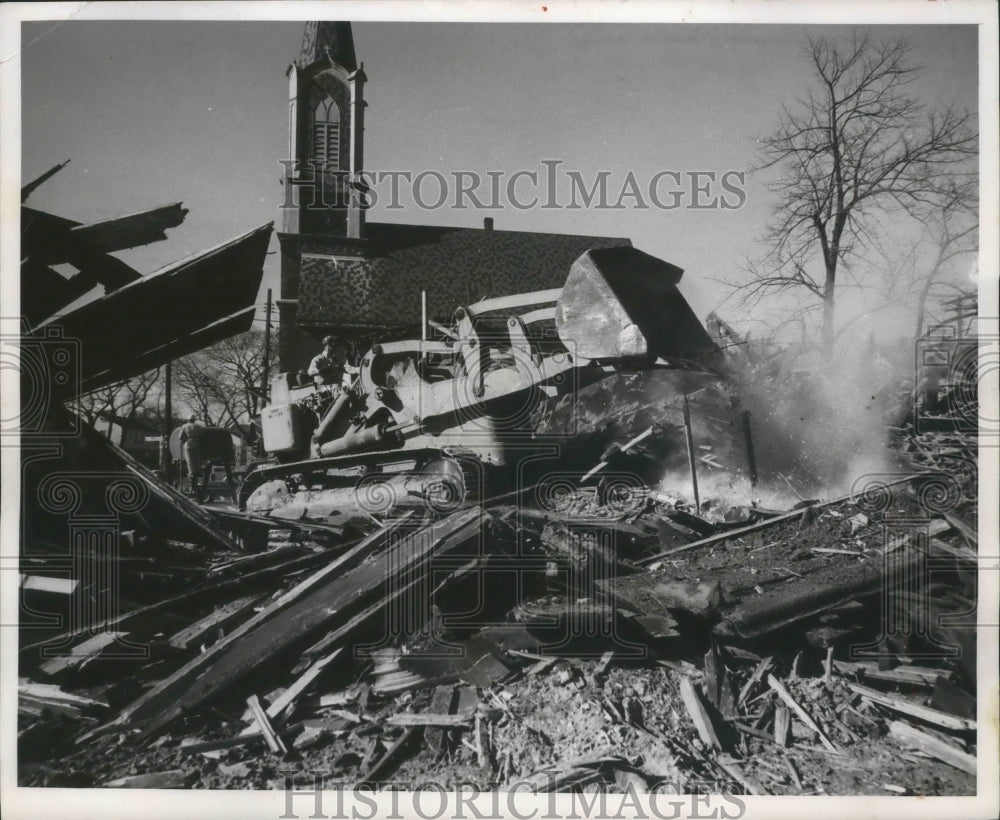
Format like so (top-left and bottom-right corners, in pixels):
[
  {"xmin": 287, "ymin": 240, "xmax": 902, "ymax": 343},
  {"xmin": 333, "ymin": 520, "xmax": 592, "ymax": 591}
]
[{"xmin": 17, "ymin": 14, "xmax": 982, "ymax": 343}]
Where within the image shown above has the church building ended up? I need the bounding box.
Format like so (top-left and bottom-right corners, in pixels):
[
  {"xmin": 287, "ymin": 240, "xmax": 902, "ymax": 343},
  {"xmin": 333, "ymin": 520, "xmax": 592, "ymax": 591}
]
[{"xmin": 277, "ymin": 22, "xmax": 631, "ymax": 370}]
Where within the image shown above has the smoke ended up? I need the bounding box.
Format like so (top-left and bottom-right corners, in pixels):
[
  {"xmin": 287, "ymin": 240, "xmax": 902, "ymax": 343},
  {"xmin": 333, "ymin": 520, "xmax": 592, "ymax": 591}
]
[{"xmin": 733, "ymin": 340, "xmax": 911, "ymax": 506}]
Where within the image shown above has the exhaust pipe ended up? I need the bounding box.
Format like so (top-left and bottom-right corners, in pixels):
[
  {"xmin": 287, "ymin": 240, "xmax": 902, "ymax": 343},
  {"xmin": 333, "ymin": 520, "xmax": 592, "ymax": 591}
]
[
  {"xmin": 317, "ymin": 424, "xmax": 404, "ymax": 458},
  {"xmin": 313, "ymin": 390, "xmax": 352, "ymax": 446}
]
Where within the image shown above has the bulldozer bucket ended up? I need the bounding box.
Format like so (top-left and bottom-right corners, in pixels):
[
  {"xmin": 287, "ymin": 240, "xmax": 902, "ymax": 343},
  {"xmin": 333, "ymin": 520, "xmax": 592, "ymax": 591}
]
[{"xmin": 555, "ymin": 247, "xmax": 719, "ymax": 362}]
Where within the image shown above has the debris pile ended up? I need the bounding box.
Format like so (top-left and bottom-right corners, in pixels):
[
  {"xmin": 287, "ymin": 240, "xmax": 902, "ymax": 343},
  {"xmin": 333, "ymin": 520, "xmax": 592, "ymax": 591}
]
[{"xmin": 18, "ymin": 431, "xmax": 978, "ymax": 795}]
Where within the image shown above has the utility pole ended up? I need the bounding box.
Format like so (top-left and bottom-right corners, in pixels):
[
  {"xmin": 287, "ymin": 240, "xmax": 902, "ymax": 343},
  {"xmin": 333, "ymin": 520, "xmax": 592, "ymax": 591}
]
[
  {"xmin": 261, "ymin": 288, "xmax": 272, "ymax": 405},
  {"xmin": 163, "ymin": 361, "xmax": 174, "ymax": 484}
]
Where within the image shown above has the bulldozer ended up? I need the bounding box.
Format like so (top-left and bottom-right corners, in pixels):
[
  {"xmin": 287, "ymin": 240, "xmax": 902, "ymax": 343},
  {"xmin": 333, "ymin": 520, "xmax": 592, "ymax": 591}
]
[{"xmin": 240, "ymin": 246, "xmax": 756, "ymax": 521}]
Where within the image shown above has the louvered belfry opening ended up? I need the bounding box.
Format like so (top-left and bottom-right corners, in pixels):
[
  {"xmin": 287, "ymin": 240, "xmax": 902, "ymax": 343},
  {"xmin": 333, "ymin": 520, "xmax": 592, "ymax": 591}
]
[{"xmin": 312, "ymin": 97, "xmax": 341, "ymax": 169}]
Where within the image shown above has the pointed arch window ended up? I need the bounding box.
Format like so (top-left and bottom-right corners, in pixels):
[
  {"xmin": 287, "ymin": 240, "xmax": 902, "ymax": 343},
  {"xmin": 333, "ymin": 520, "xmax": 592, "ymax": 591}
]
[{"xmin": 312, "ymin": 97, "xmax": 341, "ymax": 168}]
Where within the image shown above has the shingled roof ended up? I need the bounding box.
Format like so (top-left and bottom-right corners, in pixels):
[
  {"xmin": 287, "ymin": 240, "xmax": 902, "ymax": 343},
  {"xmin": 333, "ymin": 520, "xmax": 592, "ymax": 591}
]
[{"xmin": 293, "ymin": 221, "xmax": 632, "ymax": 331}]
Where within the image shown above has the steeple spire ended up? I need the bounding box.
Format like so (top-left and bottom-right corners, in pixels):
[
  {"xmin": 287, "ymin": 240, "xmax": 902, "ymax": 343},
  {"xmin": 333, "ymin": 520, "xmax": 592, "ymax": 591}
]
[{"xmin": 299, "ymin": 21, "xmax": 357, "ymax": 72}]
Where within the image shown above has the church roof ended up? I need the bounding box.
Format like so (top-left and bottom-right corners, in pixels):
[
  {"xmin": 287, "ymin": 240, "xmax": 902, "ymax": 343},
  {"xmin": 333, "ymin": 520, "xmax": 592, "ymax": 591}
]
[
  {"xmin": 292, "ymin": 221, "xmax": 631, "ymax": 331},
  {"xmin": 299, "ymin": 21, "xmax": 358, "ymax": 72}
]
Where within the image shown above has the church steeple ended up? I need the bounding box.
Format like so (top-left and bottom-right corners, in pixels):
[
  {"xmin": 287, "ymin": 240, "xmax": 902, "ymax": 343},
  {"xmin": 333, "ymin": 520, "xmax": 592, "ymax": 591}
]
[
  {"xmin": 282, "ymin": 21, "xmax": 366, "ymax": 239},
  {"xmin": 299, "ymin": 22, "xmax": 357, "ymax": 72}
]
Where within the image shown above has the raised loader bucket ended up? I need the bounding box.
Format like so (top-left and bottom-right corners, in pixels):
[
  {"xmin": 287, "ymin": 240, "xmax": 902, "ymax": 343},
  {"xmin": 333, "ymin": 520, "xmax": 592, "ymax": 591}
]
[{"xmin": 555, "ymin": 247, "xmax": 719, "ymax": 362}]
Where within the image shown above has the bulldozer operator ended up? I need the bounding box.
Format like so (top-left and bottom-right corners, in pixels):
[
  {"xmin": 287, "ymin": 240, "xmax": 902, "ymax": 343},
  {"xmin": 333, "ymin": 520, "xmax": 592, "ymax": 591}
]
[{"xmin": 308, "ymin": 336, "xmax": 358, "ymax": 388}]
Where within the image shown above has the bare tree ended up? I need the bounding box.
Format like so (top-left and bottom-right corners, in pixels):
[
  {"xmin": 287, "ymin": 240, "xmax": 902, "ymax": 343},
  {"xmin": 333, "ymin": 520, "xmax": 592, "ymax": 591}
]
[
  {"xmin": 738, "ymin": 33, "xmax": 976, "ymax": 352},
  {"xmin": 911, "ymin": 179, "xmax": 978, "ymax": 339},
  {"xmin": 172, "ymin": 330, "xmax": 273, "ymax": 439},
  {"xmin": 68, "ymin": 368, "xmax": 162, "ymax": 442}
]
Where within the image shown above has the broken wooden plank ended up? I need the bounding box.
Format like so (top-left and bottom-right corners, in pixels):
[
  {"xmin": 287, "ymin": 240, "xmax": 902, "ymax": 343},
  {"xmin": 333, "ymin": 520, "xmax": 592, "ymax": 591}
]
[
  {"xmin": 474, "ymin": 713, "xmax": 491, "ymax": 769},
  {"xmin": 303, "ymin": 691, "xmax": 357, "ymax": 710},
  {"xmin": 454, "ymin": 686, "xmax": 479, "ymax": 718},
  {"xmin": 23, "ymin": 540, "xmax": 346, "ymax": 664},
  {"xmin": 307, "ymin": 579, "xmax": 431, "ymax": 667},
  {"xmin": 678, "ymin": 675, "xmax": 722, "ymax": 750},
  {"xmin": 104, "ymin": 769, "xmax": 188, "ymax": 788},
  {"xmin": 66, "ymin": 203, "xmax": 189, "ymax": 257},
  {"xmin": 108, "ymin": 515, "xmax": 412, "ymax": 734},
  {"xmin": 767, "ymin": 674, "xmax": 837, "ymax": 752},
  {"xmin": 730, "ymin": 721, "xmax": 776, "ymax": 744},
  {"xmin": 833, "ymin": 660, "xmax": 941, "ymax": 687},
  {"xmin": 47, "ymin": 222, "xmax": 272, "ymax": 397},
  {"xmin": 425, "ymin": 685, "xmax": 458, "ymax": 756},
  {"xmin": 387, "ymin": 713, "xmax": 471, "ymax": 728},
  {"xmin": 18, "ymin": 575, "xmax": 78, "ymax": 595},
  {"xmin": 39, "ymin": 632, "xmax": 128, "ymax": 677},
  {"xmin": 593, "ymin": 651, "xmax": 614, "ymax": 679},
  {"xmin": 19, "ymin": 680, "xmax": 108, "ymax": 718},
  {"xmin": 528, "ymin": 656, "xmax": 560, "ymax": 677},
  {"xmin": 774, "ymin": 702, "xmax": 790, "ymax": 747},
  {"xmin": 247, "ymin": 694, "xmax": 287, "ymax": 755},
  {"xmin": 179, "ymin": 726, "xmax": 298, "ymax": 755},
  {"xmin": 206, "ymin": 543, "xmax": 314, "ymax": 576},
  {"xmin": 783, "ymin": 755, "xmax": 803, "ymax": 791},
  {"xmin": 888, "ymin": 720, "xmax": 976, "ymax": 775},
  {"xmin": 848, "ymin": 683, "xmax": 975, "ymax": 732},
  {"xmin": 21, "ymin": 159, "xmax": 71, "ymax": 202},
  {"xmin": 240, "ymin": 648, "xmax": 344, "ymax": 736},
  {"xmin": 19, "ymin": 680, "xmax": 107, "ymax": 707},
  {"xmin": 132, "ymin": 509, "xmax": 482, "ymax": 738},
  {"xmin": 716, "ymin": 755, "xmax": 767, "ymax": 796},
  {"xmin": 355, "ymin": 728, "xmax": 423, "ymax": 785},
  {"xmin": 716, "ymin": 545, "xmax": 927, "ymax": 639},
  {"xmin": 942, "ymin": 512, "xmax": 977, "ymax": 547},
  {"xmin": 168, "ymin": 594, "xmax": 264, "ymax": 650},
  {"xmin": 266, "ymin": 648, "xmax": 343, "ymax": 724},
  {"xmin": 738, "ymin": 656, "xmax": 772, "ymax": 707}
]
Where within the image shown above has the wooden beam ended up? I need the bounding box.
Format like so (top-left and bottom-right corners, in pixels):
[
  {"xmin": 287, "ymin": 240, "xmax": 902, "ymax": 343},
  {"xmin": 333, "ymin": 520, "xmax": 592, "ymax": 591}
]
[
  {"xmin": 39, "ymin": 631, "xmax": 128, "ymax": 677},
  {"xmin": 67, "ymin": 203, "xmax": 188, "ymax": 256},
  {"xmin": 833, "ymin": 660, "xmax": 941, "ymax": 688},
  {"xmin": 109, "ymin": 515, "xmax": 414, "ymax": 734},
  {"xmin": 168, "ymin": 594, "xmax": 264, "ymax": 650},
  {"xmin": 132, "ymin": 508, "xmax": 484, "ymax": 738},
  {"xmin": 767, "ymin": 674, "xmax": 837, "ymax": 752},
  {"xmin": 246, "ymin": 694, "xmax": 287, "ymax": 755},
  {"xmin": 387, "ymin": 713, "xmax": 472, "ymax": 728},
  {"xmin": 21, "ymin": 159, "xmax": 71, "ymax": 202},
  {"xmin": 678, "ymin": 675, "xmax": 722, "ymax": 750},
  {"xmin": 239, "ymin": 647, "xmax": 344, "ymax": 734},
  {"xmin": 355, "ymin": 728, "xmax": 424, "ymax": 785},
  {"xmin": 848, "ymin": 683, "xmax": 975, "ymax": 732},
  {"xmin": 40, "ymin": 222, "xmax": 272, "ymax": 398},
  {"xmin": 889, "ymin": 720, "xmax": 976, "ymax": 775},
  {"xmin": 19, "ymin": 575, "xmax": 77, "ymax": 595}
]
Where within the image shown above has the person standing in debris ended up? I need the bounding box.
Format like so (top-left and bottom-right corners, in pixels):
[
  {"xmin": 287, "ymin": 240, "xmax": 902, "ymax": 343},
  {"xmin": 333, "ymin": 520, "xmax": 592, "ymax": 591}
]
[
  {"xmin": 179, "ymin": 414, "xmax": 208, "ymax": 501},
  {"xmin": 308, "ymin": 336, "xmax": 358, "ymax": 388}
]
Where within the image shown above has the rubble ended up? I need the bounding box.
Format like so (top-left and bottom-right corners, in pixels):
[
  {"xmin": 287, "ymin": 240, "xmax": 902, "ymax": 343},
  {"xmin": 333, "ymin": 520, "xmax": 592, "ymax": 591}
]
[
  {"xmin": 15, "ymin": 195, "xmax": 982, "ymax": 794},
  {"xmin": 17, "ymin": 429, "xmax": 979, "ymax": 794}
]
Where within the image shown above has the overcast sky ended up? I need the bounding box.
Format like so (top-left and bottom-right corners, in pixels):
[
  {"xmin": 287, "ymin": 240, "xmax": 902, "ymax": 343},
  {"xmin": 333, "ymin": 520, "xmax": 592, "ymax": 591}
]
[{"xmin": 19, "ymin": 17, "xmax": 980, "ymax": 340}]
